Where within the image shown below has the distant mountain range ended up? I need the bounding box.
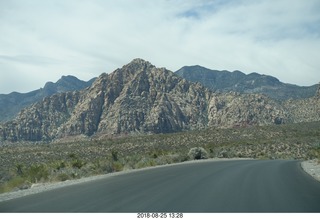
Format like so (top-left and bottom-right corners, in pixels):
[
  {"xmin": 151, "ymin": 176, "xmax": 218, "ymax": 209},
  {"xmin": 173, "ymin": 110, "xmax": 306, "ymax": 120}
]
[
  {"xmin": 175, "ymin": 65, "xmax": 318, "ymax": 100},
  {"xmin": 0, "ymin": 59, "xmax": 319, "ymax": 142},
  {"xmin": 0, "ymin": 76, "xmax": 96, "ymax": 122}
]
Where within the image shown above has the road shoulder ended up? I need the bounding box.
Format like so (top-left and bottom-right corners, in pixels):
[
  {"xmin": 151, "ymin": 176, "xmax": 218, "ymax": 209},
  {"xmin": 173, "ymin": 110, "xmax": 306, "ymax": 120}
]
[{"xmin": 301, "ymin": 159, "xmax": 320, "ymax": 182}]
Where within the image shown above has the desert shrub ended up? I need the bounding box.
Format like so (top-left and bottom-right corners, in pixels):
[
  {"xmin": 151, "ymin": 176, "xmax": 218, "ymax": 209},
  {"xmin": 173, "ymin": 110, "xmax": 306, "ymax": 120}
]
[
  {"xmin": 101, "ymin": 161, "xmax": 114, "ymax": 173},
  {"xmin": 55, "ymin": 173, "xmax": 71, "ymax": 182},
  {"xmin": 112, "ymin": 161, "xmax": 124, "ymax": 172},
  {"xmin": 307, "ymin": 146, "xmax": 320, "ymax": 160},
  {"xmin": 188, "ymin": 147, "xmax": 209, "ymax": 160},
  {"xmin": 168, "ymin": 153, "xmax": 187, "ymax": 163},
  {"xmin": 26, "ymin": 164, "xmax": 49, "ymax": 183},
  {"xmin": 0, "ymin": 176, "xmax": 28, "ymax": 193},
  {"xmin": 135, "ymin": 157, "xmax": 156, "ymax": 169},
  {"xmin": 71, "ymin": 172, "xmax": 79, "ymax": 179},
  {"xmin": 180, "ymin": 154, "xmax": 190, "ymax": 162},
  {"xmin": 156, "ymin": 153, "xmax": 188, "ymax": 164},
  {"xmin": 72, "ymin": 159, "xmax": 85, "ymax": 169},
  {"xmin": 218, "ymin": 150, "xmax": 229, "ymax": 158},
  {"xmin": 111, "ymin": 150, "xmax": 119, "ymax": 161},
  {"xmin": 54, "ymin": 161, "xmax": 66, "ymax": 170},
  {"xmin": 68, "ymin": 153, "xmax": 77, "ymax": 159},
  {"xmin": 16, "ymin": 163, "xmax": 24, "ymax": 176}
]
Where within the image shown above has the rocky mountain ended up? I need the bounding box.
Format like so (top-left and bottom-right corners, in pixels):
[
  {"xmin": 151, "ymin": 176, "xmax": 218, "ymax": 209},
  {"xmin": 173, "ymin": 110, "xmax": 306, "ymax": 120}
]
[
  {"xmin": 175, "ymin": 65, "xmax": 318, "ymax": 100},
  {"xmin": 0, "ymin": 76, "xmax": 95, "ymax": 122},
  {"xmin": 0, "ymin": 59, "xmax": 319, "ymax": 142},
  {"xmin": 285, "ymin": 82, "xmax": 320, "ymax": 123}
]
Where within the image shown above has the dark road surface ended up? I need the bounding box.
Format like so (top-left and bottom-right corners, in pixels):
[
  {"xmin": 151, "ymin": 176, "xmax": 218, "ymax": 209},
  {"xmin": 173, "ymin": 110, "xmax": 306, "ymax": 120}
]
[{"xmin": 1, "ymin": 159, "xmax": 320, "ymax": 212}]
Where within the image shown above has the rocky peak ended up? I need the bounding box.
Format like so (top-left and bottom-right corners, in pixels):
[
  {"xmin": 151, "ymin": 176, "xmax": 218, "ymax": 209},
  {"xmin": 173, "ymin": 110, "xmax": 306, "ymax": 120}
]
[
  {"xmin": 123, "ymin": 58, "xmax": 154, "ymax": 73},
  {"xmin": 57, "ymin": 75, "xmax": 84, "ymax": 87},
  {"xmin": 44, "ymin": 75, "xmax": 90, "ymax": 93},
  {"xmin": 130, "ymin": 58, "xmax": 153, "ymax": 66},
  {"xmin": 104, "ymin": 59, "xmax": 155, "ymax": 87}
]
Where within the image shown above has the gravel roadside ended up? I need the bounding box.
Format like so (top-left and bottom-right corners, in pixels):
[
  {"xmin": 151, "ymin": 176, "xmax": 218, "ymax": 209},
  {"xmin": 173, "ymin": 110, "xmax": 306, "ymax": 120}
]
[{"xmin": 301, "ymin": 159, "xmax": 320, "ymax": 182}]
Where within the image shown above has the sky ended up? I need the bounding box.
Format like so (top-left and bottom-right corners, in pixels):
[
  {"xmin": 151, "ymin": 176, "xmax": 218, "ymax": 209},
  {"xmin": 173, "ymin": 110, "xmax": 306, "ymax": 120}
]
[{"xmin": 0, "ymin": 0, "xmax": 320, "ymax": 94}]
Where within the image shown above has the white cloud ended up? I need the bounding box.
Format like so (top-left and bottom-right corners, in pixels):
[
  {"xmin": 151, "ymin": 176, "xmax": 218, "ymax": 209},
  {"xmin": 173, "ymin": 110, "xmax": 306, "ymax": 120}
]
[{"xmin": 0, "ymin": 0, "xmax": 319, "ymax": 93}]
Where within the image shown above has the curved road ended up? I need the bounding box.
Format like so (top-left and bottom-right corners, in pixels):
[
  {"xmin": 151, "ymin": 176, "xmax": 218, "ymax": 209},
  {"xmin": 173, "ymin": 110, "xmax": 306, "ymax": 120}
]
[{"xmin": 1, "ymin": 160, "xmax": 320, "ymax": 212}]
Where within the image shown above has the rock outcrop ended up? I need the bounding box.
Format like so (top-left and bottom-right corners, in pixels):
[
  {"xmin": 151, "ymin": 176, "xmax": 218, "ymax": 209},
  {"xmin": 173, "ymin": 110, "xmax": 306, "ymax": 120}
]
[
  {"xmin": 284, "ymin": 83, "xmax": 320, "ymax": 123},
  {"xmin": 0, "ymin": 91, "xmax": 82, "ymax": 141},
  {"xmin": 57, "ymin": 59, "xmax": 212, "ymax": 137},
  {"xmin": 0, "ymin": 59, "xmax": 319, "ymax": 142}
]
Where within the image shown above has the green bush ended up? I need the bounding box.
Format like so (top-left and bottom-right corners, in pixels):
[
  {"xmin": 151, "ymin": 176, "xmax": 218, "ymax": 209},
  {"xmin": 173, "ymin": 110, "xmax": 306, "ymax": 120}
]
[
  {"xmin": 135, "ymin": 158, "xmax": 156, "ymax": 169},
  {"xmin": 15, "ymin": 163, "xmax": 24, "ymax": 176},
  {"xmin": 56, "ymin": 173, "xmax": 71, "ymax": 181},
  {"xmin": 26, "ymin": 164, "xmax": 49, "ymax": 183},
  {"xmin": 112, "ymin": 161, "xmax": 124, "ymax": 172},
  {"xmin": 111, "ymin": 150, "xmax": 119, "ymax": 161},
  {"xmin": 188, "ymin": 147, "xmax": 209, "ymax": 160},
  {"xmin": 72, "ymin": 159, "xmax": 86, "ymax": 169},
  {"xmin": 68, "ymin": 153, "xmax": 77, "ymax": 159},
  {"xmin": 0, "ymin": 176, "xmax": 31, "ymax": 193},
  {"xmin": 55, "ymin": 161, "xmax": 66, "ymax": 170}
]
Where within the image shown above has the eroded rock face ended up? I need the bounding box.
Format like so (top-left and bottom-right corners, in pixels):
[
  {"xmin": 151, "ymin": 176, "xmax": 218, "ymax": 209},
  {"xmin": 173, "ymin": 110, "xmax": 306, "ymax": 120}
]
[
  {"xmin": 0, "ymin": 59, "xmax": 319, "ymax": 142},
  {"xmin": 58, "ymin": 59, "xmax": 212, "ymax": 137},
  {"xmin": 207, "ymin": 92, "xmax": 287, "ymax": 127},
  {"xmin": 0, "ymin": 91, "xmax": 82, "ymax": 141},
  {"xmin": 284, "ymin": 84, "xmax": 320, "ymax": 123}
]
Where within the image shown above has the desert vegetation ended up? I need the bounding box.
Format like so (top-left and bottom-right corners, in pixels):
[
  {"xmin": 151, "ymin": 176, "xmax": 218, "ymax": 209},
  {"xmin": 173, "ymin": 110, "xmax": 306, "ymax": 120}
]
[{"xmin": 0, "ymin": 121, "xmax": 319, "ymax": 194}]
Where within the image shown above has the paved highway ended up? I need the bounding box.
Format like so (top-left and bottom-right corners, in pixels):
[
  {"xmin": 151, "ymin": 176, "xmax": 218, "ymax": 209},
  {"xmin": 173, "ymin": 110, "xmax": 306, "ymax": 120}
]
[{"xmin": 1, "ymin": 159, "xmax": 320, "ymax": 212}]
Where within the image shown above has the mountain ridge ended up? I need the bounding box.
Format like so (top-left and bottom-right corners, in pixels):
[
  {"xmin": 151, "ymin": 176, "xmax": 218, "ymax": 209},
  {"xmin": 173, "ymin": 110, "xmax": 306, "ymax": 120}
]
[
  {"xmin": 0, "ymin": 76, "xmax": 95, "ymax": 122},
  {"xmin": 0, "ymin": 59, "xmax": 319, "ymax": 142},
  {"xmin": 175, "ymin": 65, "xmax": 318, "ymax": 100}
]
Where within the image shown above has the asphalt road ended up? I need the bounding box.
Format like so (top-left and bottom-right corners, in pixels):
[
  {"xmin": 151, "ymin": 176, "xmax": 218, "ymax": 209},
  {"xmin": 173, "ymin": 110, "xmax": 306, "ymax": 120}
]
[{"xmin": 1, "ymin": 159, "xmax": 320, "ymax": 212}]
